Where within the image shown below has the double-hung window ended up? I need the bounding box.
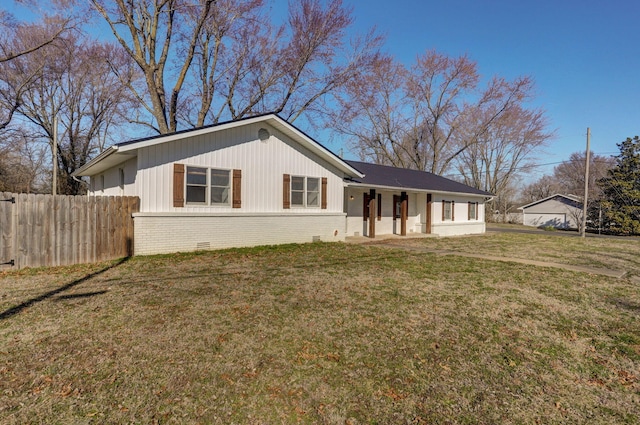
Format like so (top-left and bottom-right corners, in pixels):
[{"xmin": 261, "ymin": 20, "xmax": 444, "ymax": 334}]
[
  {"xmin": 291, "ymin": 176, "xmax": 320, "ymax": 207},
  {"xmin": 469, "ymin": 202, "xmax": 478, "ymax": 220},
  {"xmin": 443, "ymin": 200, "xmax": 453, "ymax": 221},
  {"xmin": 186, "ymin": 166, "xmax": 230, "ymax": 205}
]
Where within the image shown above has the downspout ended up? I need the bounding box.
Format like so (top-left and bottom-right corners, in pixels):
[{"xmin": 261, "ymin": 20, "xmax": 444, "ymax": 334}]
[{"xmin": 72, "ymin": 175, "xmax": 91, "ymax": 195}]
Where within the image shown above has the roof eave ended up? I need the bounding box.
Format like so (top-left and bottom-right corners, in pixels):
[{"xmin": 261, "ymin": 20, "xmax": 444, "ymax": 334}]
[
  {"xmin": 345, "ymin": 181, "xmax": 492, "ymax": 198},
  {"xmin": 72, "ymin": 146, "xmax": 118, "ymax": 177},
  {"xmin": 519, "ymin": 193, "xmax": 583, "ymax": 210},
  {"xmin": 74, "ymin": 114, "xmax": 363, "ymax": 179}
]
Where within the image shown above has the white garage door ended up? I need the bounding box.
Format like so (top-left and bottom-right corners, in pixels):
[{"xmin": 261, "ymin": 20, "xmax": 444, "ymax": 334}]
[{"xmin": 524, "ymin": 213, "xmax": 567, "ymax": 229}]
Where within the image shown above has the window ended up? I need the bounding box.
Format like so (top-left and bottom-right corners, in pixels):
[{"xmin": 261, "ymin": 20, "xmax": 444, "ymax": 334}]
[
  {"xmin": 186, "ymin": 166, "xmax": 230, "ymax": 205},
  {"xmin": 291, "ymin": 176, "xmax": 305, "ymax": 206},
  {"xmin": 210, "ymin": 169, "xmax": 230, "ymax": 204},
  {"xmin": 291, "ymin": 176, "xmax": 320, "ymax": 207},
  {"xmin": 443, "ymin": 200, "xmax": 452, "ymax": 221},
  {"xmin": 469, "ymin": 202, "xmax": 478, "ymax": 220},
  {"xmin": 307, "ymin": 177, "xmax": 319, "ymax": 207}
]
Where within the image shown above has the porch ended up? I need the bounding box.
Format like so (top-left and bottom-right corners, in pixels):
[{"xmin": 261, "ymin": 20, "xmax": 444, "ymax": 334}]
[{"xmin": 344, "ymin": 187, "xmax": 433, "ymax": 239}]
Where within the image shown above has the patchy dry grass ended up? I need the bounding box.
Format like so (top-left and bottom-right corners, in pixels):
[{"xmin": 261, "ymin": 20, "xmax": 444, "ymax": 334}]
[
  {"xmin": 1, "ymin": 236, "xmax": 639, "ymax": 424},
  {"xmin": 385, "ymin": 229, "xmax": 640, "ymax": 277}
]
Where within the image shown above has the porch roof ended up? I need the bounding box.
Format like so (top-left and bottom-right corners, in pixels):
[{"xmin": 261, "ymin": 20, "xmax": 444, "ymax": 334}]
[{"xmin": 344, "ymin": 160, "xmax": 493, "ymax": 198}]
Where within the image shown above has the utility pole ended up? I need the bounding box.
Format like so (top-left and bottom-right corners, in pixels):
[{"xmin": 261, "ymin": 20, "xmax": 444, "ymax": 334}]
[
  {"xmin": 52, "ymin": 116, "xmax": 57, "ymax": 195},
  {"xmin": 581, "ymin": 127, "xmax": 591, "ymax": 238}
]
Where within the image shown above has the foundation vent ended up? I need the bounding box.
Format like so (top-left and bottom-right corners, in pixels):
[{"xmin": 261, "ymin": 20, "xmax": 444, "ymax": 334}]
[
  {"xmin": 312, "ymin": 236, "xmax": 321, "ymax": 242},
  {"xmin": 196, "ymin": 242, "xmax": 211, "ymax": 251}
]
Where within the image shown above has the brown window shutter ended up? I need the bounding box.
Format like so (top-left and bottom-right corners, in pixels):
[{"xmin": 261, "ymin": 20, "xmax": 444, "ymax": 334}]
[
  {"xmin": 442, "ymin": 200, "xmax": 445, "ymax": 221},
  {"xmin": 173, "ymin": 163, "xmax": 185, "ymax": 207},
  {"xmin": 452, "ymin": 200, "xmax": 455, "ymax": 221},
  {"xmin": 468, "ymin": 201, "xmax": 471, "ymax": 220},
  {"xmin": 232, "ymin": 169, "xmax": 242, "ymax": 208},
  {"xmin": 363, "ymin": 192, "xmax": 370, "ymax": 221},
  {"xmin": 377, "ymin": 193, "xmax": 382, "ymax": 220},
  {"xmin": 283, "ymin": 174, "xmax": 290, "ymax": 209},
  {"xmin": 321, "ymin": 177, "xmax": 327, "ymax": 209}
]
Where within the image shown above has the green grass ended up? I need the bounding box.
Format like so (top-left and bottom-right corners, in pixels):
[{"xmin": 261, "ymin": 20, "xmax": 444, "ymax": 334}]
[{"xmin": 1, "ymin": 235, "xmax": 639, "ymax": 424}]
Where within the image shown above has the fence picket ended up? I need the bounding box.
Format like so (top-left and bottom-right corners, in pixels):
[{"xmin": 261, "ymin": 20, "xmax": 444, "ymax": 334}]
[
  {"xmin": 0, "ymin": 194, "xmax": 139, "ymax": 269},
  {"xmin": 0, "ymin": 192, "xmax": 13, "ymax": 267}
]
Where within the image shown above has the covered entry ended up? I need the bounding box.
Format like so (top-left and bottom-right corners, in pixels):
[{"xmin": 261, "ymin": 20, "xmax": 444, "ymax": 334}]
[
  {"xmin": 343, "ymin": 160, "xmax": 491, "ymax": 238},
  {"xmin": 349, "ymin": 188, "xmax": 425, "ymax": 238}
]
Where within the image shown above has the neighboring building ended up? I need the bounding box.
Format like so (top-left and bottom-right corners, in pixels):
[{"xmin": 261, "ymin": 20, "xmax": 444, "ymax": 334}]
[
  {"xmin": 74, "ymin": 114, "xmax": 492, "ymax": 255},
  {"xmin": 519, "ymin": 194, "xmax": 583, "ymax": 230}
]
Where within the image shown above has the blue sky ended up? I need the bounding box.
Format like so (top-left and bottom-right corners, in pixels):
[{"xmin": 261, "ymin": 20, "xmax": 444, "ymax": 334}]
[
  {"xmin": 7, "ymin": 1, "xmax": 640, "ymax": 181},
  {"xmin": 340, "ymin": 0, "xmax": 640, "ymax": 179}
]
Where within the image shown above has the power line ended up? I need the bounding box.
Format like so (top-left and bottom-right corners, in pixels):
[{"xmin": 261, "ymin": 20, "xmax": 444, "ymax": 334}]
[{"xmin": 443, "ymin": 158, "xmax": 616, "ymax": 179}]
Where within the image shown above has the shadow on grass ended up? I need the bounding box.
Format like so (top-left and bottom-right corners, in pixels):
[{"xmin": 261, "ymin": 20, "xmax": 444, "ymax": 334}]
[{"xmin": 0, "ymin": 257, "xmax": 129, "ymax": 321}]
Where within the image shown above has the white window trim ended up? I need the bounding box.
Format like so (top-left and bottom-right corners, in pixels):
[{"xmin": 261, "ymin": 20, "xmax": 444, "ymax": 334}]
[
  {"xmin": 185, "ymin": 166, "xmax": 231, "ymax": 206},
  {"xmin": 469, "ymin": 202, "xmax": 477, "ymax": 220},
  {"xmin": 291, "ymin": 175, "xmax": 321, "ymax": 208},
  {"xmin": 443, "ymin": 200, "xmax": 453, "ymax": 221}
]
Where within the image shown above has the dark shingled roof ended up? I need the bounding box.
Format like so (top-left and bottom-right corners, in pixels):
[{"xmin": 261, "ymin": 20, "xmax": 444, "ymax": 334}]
[{"xmin": 344, "ymin": 160, "xmax": 493, "ymax": 197}]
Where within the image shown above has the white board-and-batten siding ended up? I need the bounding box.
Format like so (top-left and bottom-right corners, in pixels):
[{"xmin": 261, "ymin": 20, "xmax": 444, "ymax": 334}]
[
  {"xmin": 92, "ymin": 157, "xmax": 137, "ymax": 197},
  {"xmin": 88, "ymin": 122, "xmax": 350, "ymax": 254},
  {"xmin": 133, "ymin": 122, "xmax": 344, "ymax": 213}
]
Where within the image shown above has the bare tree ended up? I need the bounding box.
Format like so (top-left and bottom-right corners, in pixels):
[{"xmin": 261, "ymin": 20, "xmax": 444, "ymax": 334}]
[
  {"xmin": 456, "ymin": 104, "xmax": 552, "ymax": 200},
  {"xmin": 0, "ymin": 133, "xmax": 47, "ymax": 193},
  {"xmin": 90, "ymin": 0, "xmax": 215, "ymax": 134},
  {"xmin": 0, "ymin": 7, "xmax": 74, "ymax": 132},
  {"xmin": 521, "ymin": 175, "xmax": 560, "ymax": 204},
  {"xmin": 11, "ymin": 32, "xmax": 136, "ymax": 194},
  {"xmin": 553, "ymin": 151, "xmax": 614, "ymax": 200},
  {"xmin": 521, "ymin": 151, "xmax": 614, "ymax": 203},
  {"xmin": 333, "ymin": 50, "xmax": 547, "ymax": 177},
  {"xmin": 0, "ymin": 1, "xmax": 74, "ymax": 64},
  {"xmin": 329, "ymin": 55, "xmax": 413, "ymax": 166},
  {"xmin": 90, "ymin": 0, "xmax": 382, "ymax": 133},
  {"xmin": 491, "ymin": 179, "xmax": 522, "ymax": 223}
]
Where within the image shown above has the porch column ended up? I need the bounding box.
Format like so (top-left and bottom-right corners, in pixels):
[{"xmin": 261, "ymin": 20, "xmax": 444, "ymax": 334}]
[
  {"xmin": 400, "ymin": 191, "xmax": 408, "ymax": 236},
  {"xmin": 368, "ymin": 189, "xmax": 376, "ymax": 238}
]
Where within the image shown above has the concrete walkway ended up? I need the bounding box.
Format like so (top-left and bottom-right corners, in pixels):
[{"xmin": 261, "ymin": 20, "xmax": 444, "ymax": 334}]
[{"xmin": 346, "ymin": 237, "xmax": 627, "ymax": 279}]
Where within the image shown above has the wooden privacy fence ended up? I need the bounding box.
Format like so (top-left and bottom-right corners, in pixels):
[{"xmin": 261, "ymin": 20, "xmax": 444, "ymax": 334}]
[{"xmin": 0, "ymin": 193, "xmax": 140, "ymax": 269}]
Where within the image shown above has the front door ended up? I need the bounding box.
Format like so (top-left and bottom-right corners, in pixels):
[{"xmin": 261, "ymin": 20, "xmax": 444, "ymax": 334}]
[
  {"xmin": 393, "ymin": 195, "xmax": 400, "ymax": 234},
  {"xmin": 392, "ymin": 194, "xmax": 407, "ymax": 235},
  {"xmin": 362, "ymin": 191, "xmax": 376, "ymax": 237}
]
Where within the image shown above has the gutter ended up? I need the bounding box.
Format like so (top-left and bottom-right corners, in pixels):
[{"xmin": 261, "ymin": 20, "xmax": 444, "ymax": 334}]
[
  {"xmin": 344, "ymin": 181, "xmax": 493, "ymax": 199},
  {"xmin": 72, "ymin": 145, "xmax": 119, "ymax": 177}
]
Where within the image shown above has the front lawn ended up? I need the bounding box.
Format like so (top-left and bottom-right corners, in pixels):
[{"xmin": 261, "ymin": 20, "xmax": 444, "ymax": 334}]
[{"xmin": 1, "ymin": 235, "xmax": 639, "ymax": 424}]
